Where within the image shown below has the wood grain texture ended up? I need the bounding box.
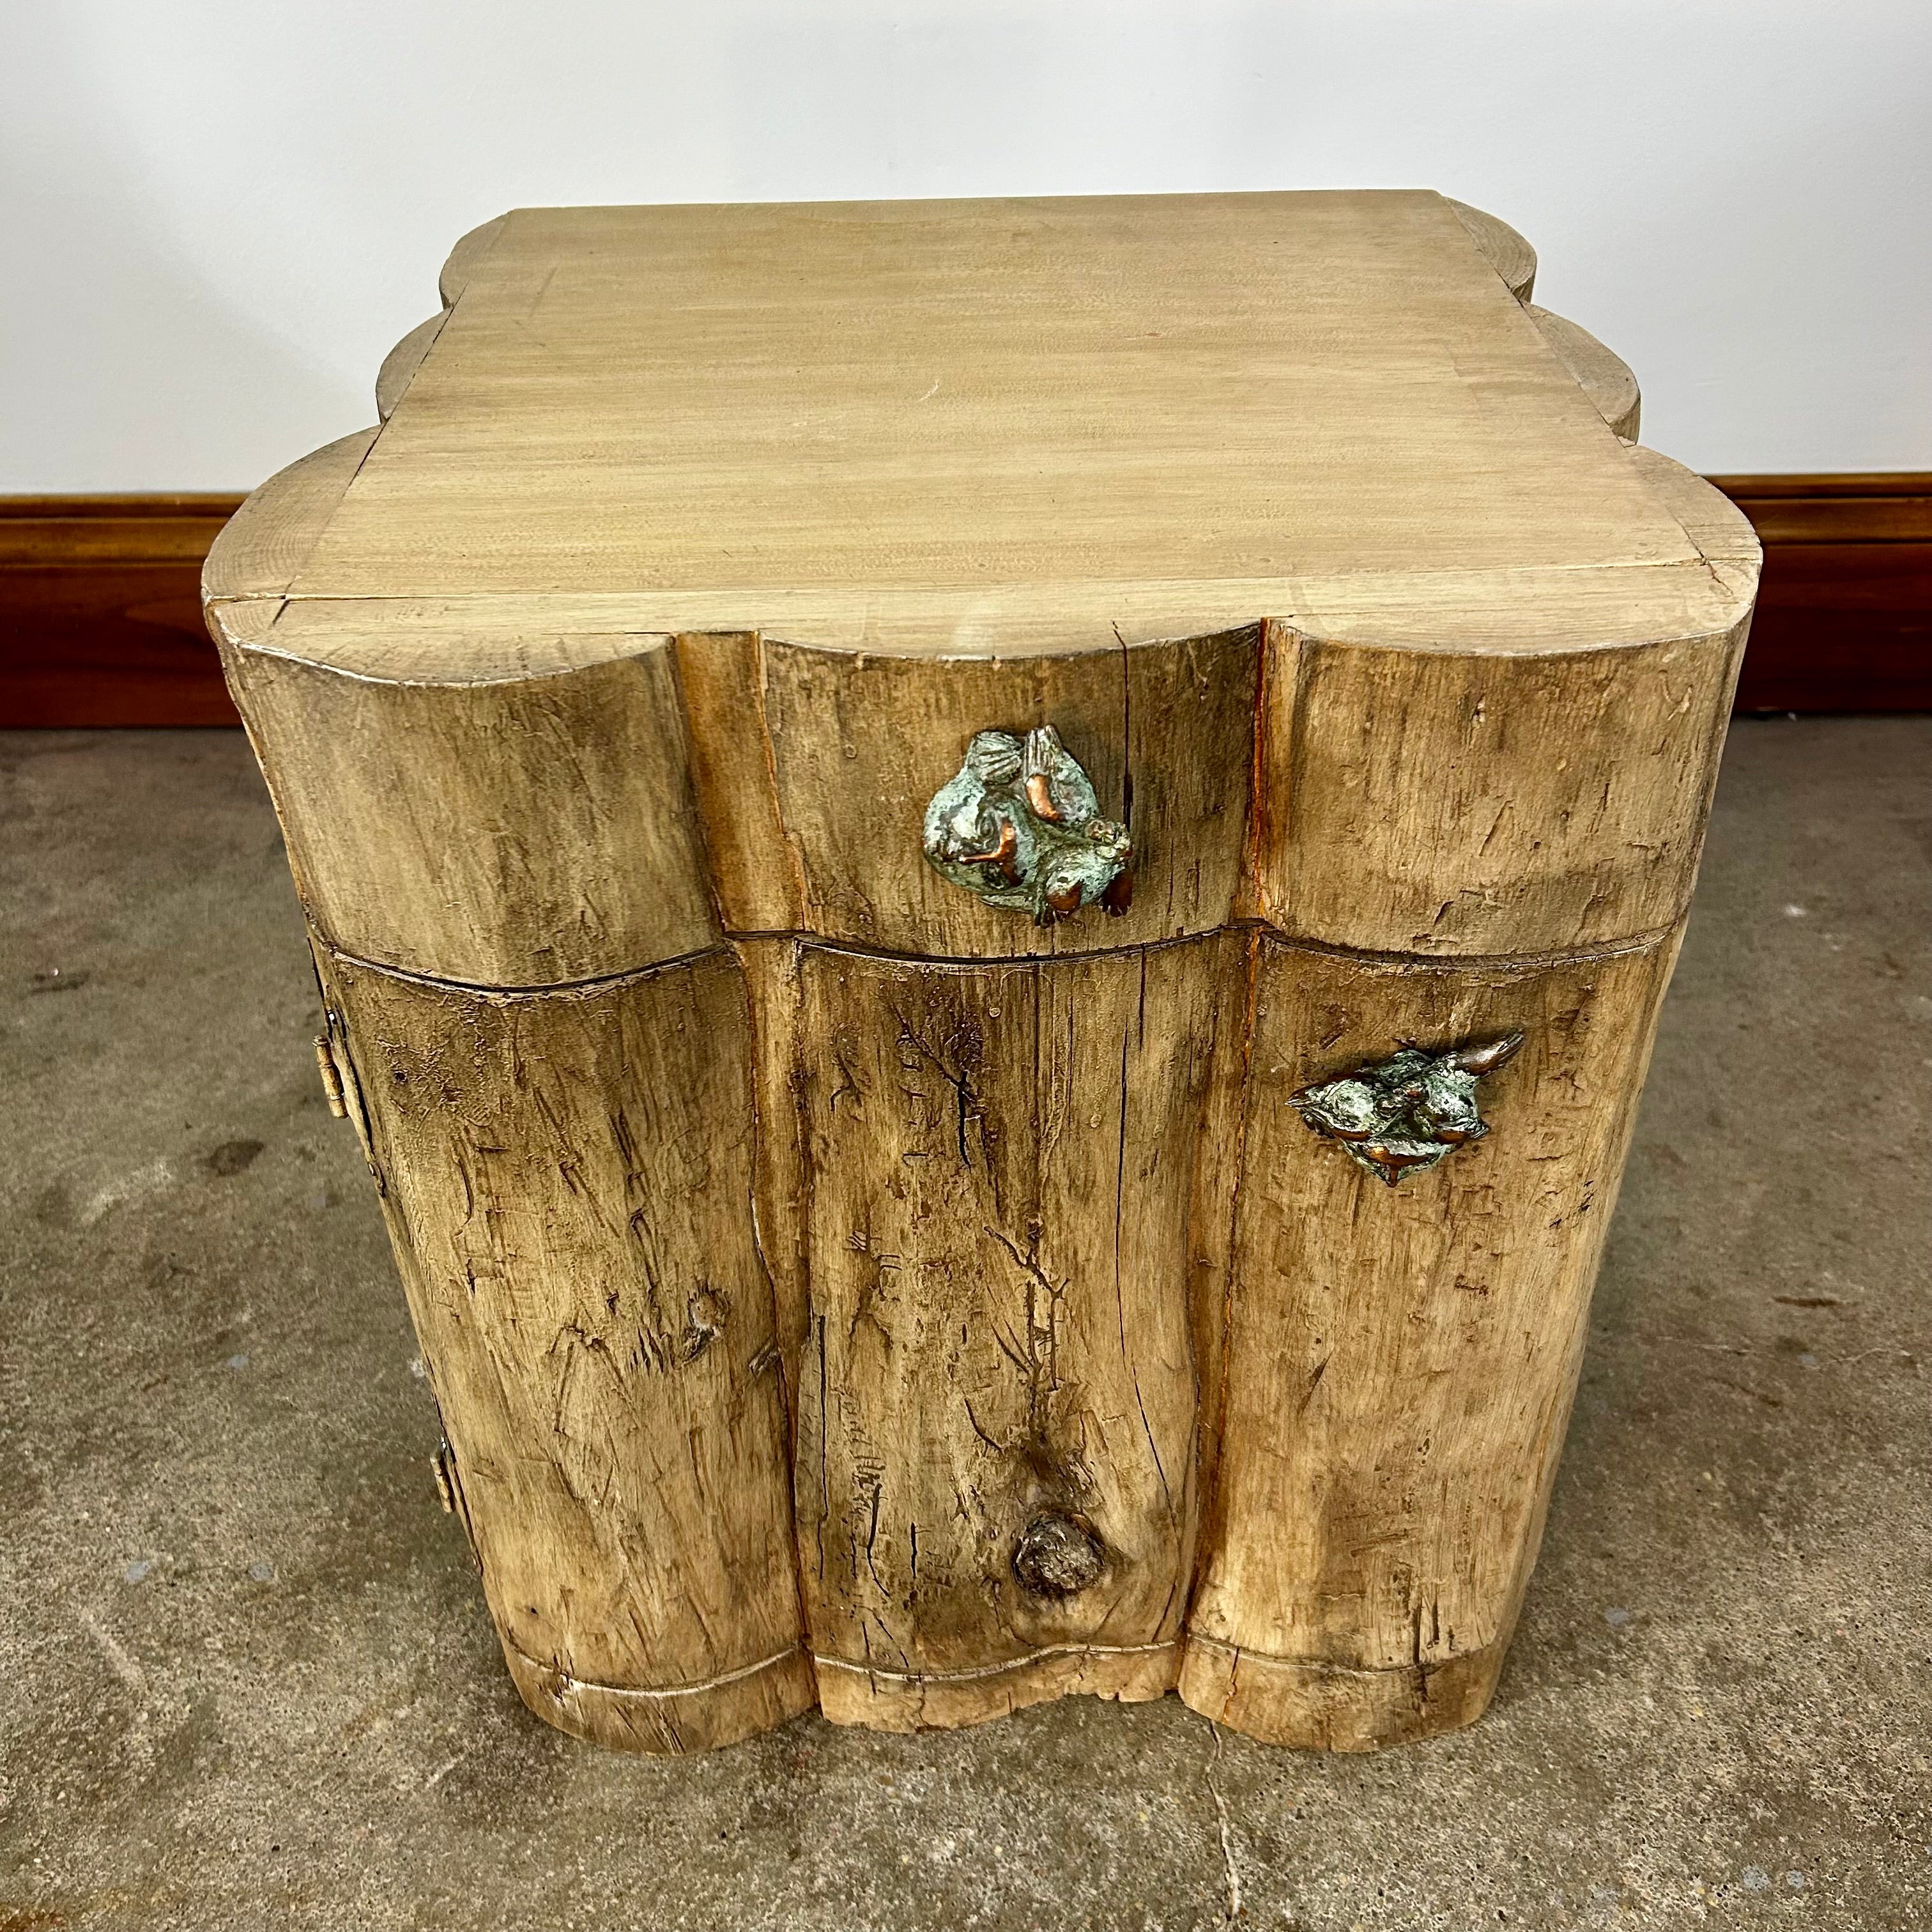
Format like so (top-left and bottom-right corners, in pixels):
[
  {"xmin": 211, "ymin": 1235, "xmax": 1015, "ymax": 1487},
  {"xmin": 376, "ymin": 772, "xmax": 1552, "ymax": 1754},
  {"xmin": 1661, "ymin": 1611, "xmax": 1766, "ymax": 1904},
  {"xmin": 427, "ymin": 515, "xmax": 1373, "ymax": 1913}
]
[
  {"xmin": 1708, "ymin": 473, "xmax": 1932, "ymax": 542},
  {"xmin": 196, "ymin": 193, "xmax": 1749, "ymax": 709},
  {"xmin": 376, "ymin": 314, "xmax": 448, "ymax": 422},
  {"xmin": 206, "ymin": 435, "xmax": 719, "ymax": 985},
  {"xmin": 671, "ymin": 632, "xmax": 808, "ymax": 935},
  {"xmin": 296, "ymin": 193, "xmax": 1692, "ymax": 616},
  {"xmin": 0, "ymin": 495, "xmax": 242, "ymax": 726},
  {"xmin": 733, "ymin": 939, "xmax": 815, "ymax": 1398},
  {"xmin": 1179, "ymin": 1632, "xmax": 1508, "ymax": 1752},
  {"xmin": 201, "ymin": 429, "xmax": 377, "ymax": 602},
  {"xmin": 231, "ymin": 558, "xmax": 1742, "ymax": 666},
  {"xmin": 438, "ymin": 214, "xmax": 507, "ymax": 308},
  {"xmin": 44, "ymin": 470, "xmax": 1922, "ymax": 736},
  {"xmin": 170, "ymin": 192, "xmax": 1790, "ymax": 1756},
  {"xmin": 776, "ymin": 938, "xmax": 1239, "ymax": 1728},
  {"xmin": 1633, "ymin": 448, "xmax": 1762, "ymax": 579},
  {"xmin": 0, "ymin": 496, "xmax": 241, "ymax": 565},
  {"xmin": 2, "ymin": 574, "xmax": 233, "ymax": 726},
  {"xmin": 312, "ymin": 939, "xmax": 814, "ymax": 1751},
  {"xmin": 1710, "ymin": 473, "xmax": 1929, "ymax": 710},
  {"xmin": 1179, "ymin": 930, "xmax": 1680, "ymax": 1749},
  {"xmin": 1732, "ymin": 541, "xmax": 1932, "ymax": 710},
  {"xmin": 1257, "ymin": 611, "xmax": 1749, "ymax": 956},
  {"xmin": 1447, "ymin": 199, "xmax": 1537, "ymax": 302},
  {"xmin": 755, "ymin": 631, "xmax": 1258, "ymax": 956},
  {"xmin": 217, "ymin": 635, "xmax": 718, "ymax": 985},
  {"xmin": 1528, "ymin": 305, "xmax": 1641, "ymax": 441}
]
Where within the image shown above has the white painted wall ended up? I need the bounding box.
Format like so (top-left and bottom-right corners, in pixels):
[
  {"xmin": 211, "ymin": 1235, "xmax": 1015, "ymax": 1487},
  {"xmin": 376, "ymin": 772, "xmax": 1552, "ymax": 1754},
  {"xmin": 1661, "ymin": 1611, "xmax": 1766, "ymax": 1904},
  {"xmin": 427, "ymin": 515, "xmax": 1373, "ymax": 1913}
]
[{"xmin": 4, "ymin": 0, "xmax": 1928, "ymax": 491}]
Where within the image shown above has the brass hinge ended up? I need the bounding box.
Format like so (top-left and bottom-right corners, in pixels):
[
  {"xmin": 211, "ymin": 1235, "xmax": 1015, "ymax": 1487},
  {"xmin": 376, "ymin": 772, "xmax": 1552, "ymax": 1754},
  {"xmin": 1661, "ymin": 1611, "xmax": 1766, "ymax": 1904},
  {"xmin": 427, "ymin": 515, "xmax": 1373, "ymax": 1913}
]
[
  {"xmin": 314, "ymin": 1034, "xmax": 349, "ymax": 1117},
  {"xmin": 432, "ymin": 1434, "xmax": 483, "ymax": 1574},
  {"xmin": 312, "ymin": 1014, "xmax": 385, "ymax": 1196}
]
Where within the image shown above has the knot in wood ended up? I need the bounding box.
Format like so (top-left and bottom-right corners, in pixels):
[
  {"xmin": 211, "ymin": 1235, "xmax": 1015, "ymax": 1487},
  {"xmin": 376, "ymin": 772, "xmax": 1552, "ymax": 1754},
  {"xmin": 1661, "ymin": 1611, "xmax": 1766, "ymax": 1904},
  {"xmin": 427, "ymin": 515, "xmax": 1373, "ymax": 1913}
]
[{"xmin": 1013, "ymin": 1512, "xmax": 1105, "ymax": 1597}]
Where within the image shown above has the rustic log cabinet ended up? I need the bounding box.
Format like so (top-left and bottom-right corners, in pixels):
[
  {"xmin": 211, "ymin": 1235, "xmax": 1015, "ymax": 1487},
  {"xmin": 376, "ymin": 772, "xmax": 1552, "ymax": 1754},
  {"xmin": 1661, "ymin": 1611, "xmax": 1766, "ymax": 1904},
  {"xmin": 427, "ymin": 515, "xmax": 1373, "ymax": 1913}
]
[{"xmin": 203, "ymin": 191, "xmax": 1758, "ymax": 1753}]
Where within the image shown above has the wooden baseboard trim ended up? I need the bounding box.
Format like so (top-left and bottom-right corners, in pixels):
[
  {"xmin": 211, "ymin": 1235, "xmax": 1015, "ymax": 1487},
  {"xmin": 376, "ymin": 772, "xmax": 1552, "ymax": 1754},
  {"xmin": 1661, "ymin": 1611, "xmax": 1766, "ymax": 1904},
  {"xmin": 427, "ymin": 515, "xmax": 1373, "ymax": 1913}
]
[
  {"xmin": 1, "ymin": 495, "xmax": 245, "ymax": 726},
  {"xmin": 2, "ymin": 477, "xmax": 1926, "ymax": 726},
  {"xmin": 1708, "ymin": 473, "xmax": 1930, "ymax": 711}
]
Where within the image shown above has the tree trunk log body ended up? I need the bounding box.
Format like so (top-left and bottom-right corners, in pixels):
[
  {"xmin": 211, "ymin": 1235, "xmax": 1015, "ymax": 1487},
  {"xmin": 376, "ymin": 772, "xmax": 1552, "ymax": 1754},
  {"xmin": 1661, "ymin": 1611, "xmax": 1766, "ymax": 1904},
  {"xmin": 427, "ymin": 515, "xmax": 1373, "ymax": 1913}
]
[
  {"xmin": 201, "ymin": 192, "xmax": 1761, "ymax": 1755},
  {"xmin": 763, "ymin": 936, "xmax": 1240, "ymax": 1728},
  {"xmin": 312, "ymin": 941, "xmax": 814, "ymax": 1751},
  {"xmin": 1176, "ymin": 930, "xmax": 1680, "ymax": 1747}
]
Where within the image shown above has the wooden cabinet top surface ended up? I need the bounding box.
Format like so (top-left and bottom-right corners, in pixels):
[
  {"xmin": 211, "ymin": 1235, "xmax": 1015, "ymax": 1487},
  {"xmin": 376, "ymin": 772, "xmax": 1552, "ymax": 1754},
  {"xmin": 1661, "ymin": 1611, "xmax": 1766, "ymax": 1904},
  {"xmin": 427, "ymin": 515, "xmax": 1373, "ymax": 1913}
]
[{"xmin": 222, "ymin": 190, "xmax": 1758, "ymax": 673}]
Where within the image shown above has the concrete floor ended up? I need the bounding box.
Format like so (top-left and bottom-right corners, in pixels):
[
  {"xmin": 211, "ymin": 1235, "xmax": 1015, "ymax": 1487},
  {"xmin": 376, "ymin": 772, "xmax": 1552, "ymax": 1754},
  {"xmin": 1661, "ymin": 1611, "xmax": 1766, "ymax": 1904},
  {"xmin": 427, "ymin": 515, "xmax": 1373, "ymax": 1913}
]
[{"xmin": 1, "ymin": 719, "xmax": 1928, "ymax": 1932}]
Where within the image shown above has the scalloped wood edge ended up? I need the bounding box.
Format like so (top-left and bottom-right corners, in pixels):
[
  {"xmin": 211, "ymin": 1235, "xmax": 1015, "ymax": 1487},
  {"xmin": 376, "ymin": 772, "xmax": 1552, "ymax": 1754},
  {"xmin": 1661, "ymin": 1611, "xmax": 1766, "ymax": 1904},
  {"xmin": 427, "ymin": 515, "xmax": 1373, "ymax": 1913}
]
[
  {"xmin": 1447, "ymin": 199, "xmax": 1536, "ymax": 302},
  {"xmin": 201, "ymin": 429, "xmax": 378, "ymax": 604},
  {"xmin": 438, "ymin": 214, "xmax": 507, "ymax": 308},
  {"xmin": 1529, "ymin": 305, "xmax": 1641, "ymax": 441},
  {"xmin": 194, "ymin": 199, "xmax": 1777, "ymax": 1759},
  {"xmin": 376, "ymin": 314, "xmax": 448, "ymax": 422}
]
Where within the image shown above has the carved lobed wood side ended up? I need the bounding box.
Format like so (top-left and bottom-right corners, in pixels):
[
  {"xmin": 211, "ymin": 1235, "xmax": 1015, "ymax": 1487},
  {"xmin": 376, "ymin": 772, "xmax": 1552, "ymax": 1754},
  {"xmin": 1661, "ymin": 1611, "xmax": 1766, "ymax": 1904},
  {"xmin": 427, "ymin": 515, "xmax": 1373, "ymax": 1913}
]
[
  {"xmin": 200, "ymin": 203, "xmax": 1766, "ymax": 1754},
  {"xmin": 1177, "ymin": 931, "xmax": 1680, "ymax": 1747},
  {"xmin": 204, "ymin": 432, "xmax": 1754, "ymax": 986},
  {"xmin": 761, "ymin": 936, "xmax": 1243, "ymax": 1728},
  {"xmin": 218, "ymin": 641, "xmax": 719, "ymax": 985},
  {"xmin": 371, "ymin": 213, "xmax": 508, "ymax": 424},
  {"xmin": 208, "ymin": 594, "xmax": 1748, "ymax": 986},
  {"xmin": 203, "ymin": 429, "xmax": 378, "ymax": 604},
  {"xmin": 673, "ymin": 604, "xmax": 1746, "ymax": 966},
  {"xmin": 376, "ymin": 315, "xmax": 448, "ymax": 422},
  {"xmin": 312, "ymin": 941, "xmax": 815, "ymax": 1751},
  {"xmin": 746, "ymin": 629, "xmax": 1259, "ymax": 954},
  {"xmin": 1255, "ymin": 618, "xmax": 1751, "ymax": 958},
  {"xmin": 439, "ymin": 215, "xmax": 508, "ymax": 308}
]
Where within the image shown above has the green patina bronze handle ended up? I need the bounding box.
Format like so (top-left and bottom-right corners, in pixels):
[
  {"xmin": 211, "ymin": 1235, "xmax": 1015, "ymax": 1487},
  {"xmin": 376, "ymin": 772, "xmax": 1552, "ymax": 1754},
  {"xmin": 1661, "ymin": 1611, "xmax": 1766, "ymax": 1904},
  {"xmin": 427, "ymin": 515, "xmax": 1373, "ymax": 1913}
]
[
  {"xmin": 1293, "ymin": 1033, "xmax": 1525, "ymax": 1185},
  {"xmin": 923, "ymin": 726, "xmax": 1132, "ymax": 926}
]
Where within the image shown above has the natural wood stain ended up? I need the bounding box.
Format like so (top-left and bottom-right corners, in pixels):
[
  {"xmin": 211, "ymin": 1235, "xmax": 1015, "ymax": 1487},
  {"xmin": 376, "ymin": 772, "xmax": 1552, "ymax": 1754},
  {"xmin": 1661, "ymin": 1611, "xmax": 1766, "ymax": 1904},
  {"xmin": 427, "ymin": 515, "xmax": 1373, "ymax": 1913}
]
[{"xmin": 202, "ymin": 191, "xmax": 1760, "ymax": 1752}]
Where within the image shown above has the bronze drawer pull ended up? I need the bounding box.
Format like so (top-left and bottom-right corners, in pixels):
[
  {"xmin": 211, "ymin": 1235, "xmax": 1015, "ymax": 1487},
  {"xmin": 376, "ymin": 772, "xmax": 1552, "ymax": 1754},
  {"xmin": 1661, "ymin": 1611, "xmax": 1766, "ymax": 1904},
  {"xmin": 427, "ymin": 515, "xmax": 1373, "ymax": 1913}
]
[
  {"xmin": 1294, "ymin": 1033, "xmax": 1525, "ymax": 1184},
  {"xmin": 923, "ymin": 725, "xmax": 1132, "ymax": 926}
]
